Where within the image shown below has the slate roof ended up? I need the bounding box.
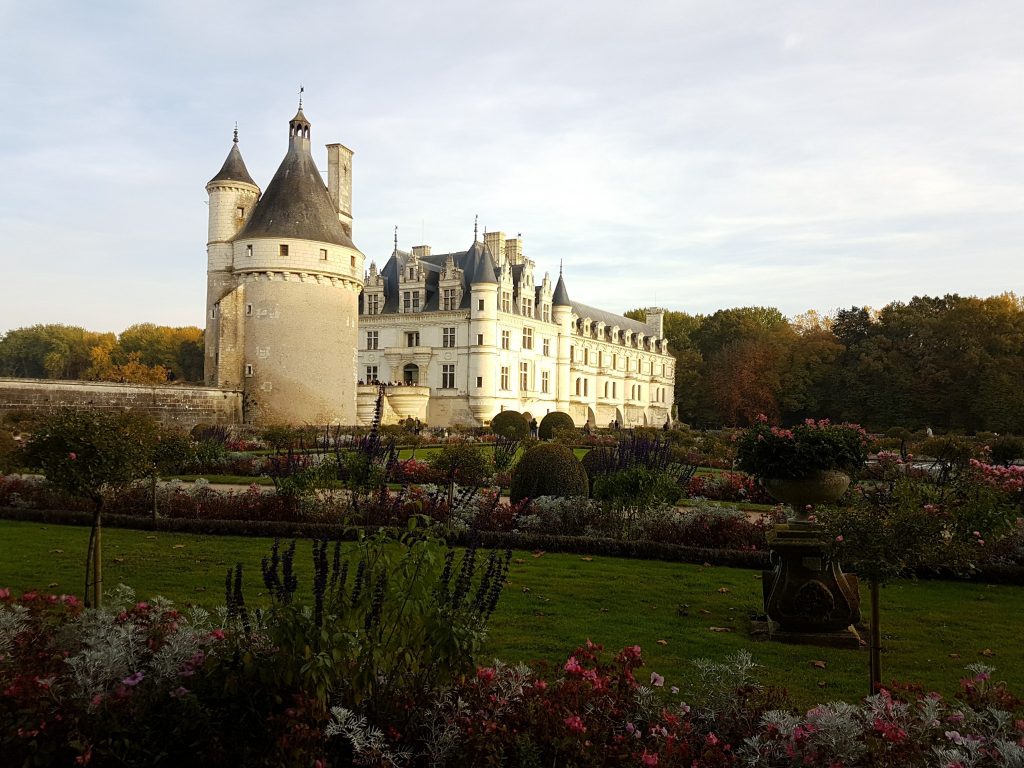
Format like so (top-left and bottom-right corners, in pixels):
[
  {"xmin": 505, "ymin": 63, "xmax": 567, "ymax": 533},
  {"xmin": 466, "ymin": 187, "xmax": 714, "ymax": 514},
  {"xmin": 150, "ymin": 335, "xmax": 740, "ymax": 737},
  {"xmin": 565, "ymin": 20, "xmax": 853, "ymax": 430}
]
[
  {"xmin": 552, "ymin": 273, "xmax": 571, "ymax": 306},
  {"xmin": 570, "ymin": 301, "xmax": 652, "ymax": 334},
  {"xmin": 235, "ymin": 144, "xmax": 354, "ymax": 248},
  {"xmin": 208, "ymin": 143, "xmax": 257, "ymax": 187}
]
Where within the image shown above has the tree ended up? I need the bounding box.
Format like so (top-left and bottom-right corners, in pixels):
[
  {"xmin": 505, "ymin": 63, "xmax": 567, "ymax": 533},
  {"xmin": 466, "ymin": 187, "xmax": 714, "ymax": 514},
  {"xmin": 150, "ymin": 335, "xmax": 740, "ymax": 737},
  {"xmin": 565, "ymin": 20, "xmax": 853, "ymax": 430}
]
[{"xmin": 23, "ymin": 409, "xmax": 158, "ymax": 607}]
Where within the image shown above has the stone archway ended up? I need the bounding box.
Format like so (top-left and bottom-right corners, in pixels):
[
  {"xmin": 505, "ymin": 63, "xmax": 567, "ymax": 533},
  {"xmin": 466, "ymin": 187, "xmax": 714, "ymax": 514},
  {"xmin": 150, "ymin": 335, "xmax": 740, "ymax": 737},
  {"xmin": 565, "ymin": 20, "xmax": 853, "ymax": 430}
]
[
  {"xmin": 403, "ymin": 363, "xmax": 419, "ymax": 385},
  {"xmin": 586, "ymin": 406, "xmax": 596, "ymax": 428}
]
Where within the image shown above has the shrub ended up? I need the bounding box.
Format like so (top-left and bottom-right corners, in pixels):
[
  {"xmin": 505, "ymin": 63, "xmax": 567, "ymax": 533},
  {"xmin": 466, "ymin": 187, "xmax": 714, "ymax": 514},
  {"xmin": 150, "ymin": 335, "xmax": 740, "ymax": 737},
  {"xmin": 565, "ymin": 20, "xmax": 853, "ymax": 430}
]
[
  {"xmin": 0, "ymin": 429, "xmax": 20, "ymax": 474},
  {"xmin": 990, "ymin": 435, "xmax": 1024, "ymax": 467},
  {"xmin": 685, "ymin": 471, "xmax": 774, "ymax": 504},
  {"xmin": 510, "ymin": 442, "xmax": 588, "ymax": 503},
  {"xmin": 736, "ymin": 418, "xmax": 870, "ymax": 479},
  {"xmin": 489, "ymin": 410, "xmax": 529, "ymax": 440},
  {"xmin": 538, "ymin": 411, "xmax": 575, "ymax": 440}
]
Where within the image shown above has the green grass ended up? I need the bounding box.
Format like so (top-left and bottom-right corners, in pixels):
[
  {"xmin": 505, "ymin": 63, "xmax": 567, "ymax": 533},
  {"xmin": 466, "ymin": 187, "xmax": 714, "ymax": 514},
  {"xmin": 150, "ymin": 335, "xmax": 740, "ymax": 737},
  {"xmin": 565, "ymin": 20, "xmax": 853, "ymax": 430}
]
[{"xmin": 1, "ymin": 518, "xmax": 1018, "ymax": 708}]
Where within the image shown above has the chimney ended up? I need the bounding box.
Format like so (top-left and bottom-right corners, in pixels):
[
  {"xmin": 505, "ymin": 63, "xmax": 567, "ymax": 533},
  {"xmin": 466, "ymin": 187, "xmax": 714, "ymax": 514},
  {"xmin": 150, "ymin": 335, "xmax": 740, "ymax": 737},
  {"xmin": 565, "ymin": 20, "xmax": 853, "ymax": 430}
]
[
  {"xmin": 645, "ymin": 308, "xmax": 665, "ymax": 338},
  {"xmin": 504, "ymin": 236, "xmax": 523, "ymax": 265},
  {"xmin": 484, "ymin": 231, "xmax": 505, "ymax": 266},
  {"xmin": 326, "ymin": 143, "xmax": 354, "ymax": 236},
  {"xmin": 412, "ymin": 244, "xmax": 432, "ymax": 258}
]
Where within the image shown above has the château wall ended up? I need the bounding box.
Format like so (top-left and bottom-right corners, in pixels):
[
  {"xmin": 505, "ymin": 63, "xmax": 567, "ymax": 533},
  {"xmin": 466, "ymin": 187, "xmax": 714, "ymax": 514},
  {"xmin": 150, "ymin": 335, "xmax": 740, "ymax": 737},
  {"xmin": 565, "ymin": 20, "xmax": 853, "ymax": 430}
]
[{"xmin": 0, "ymin": 378, "xmax": 242, "ymax": 429}]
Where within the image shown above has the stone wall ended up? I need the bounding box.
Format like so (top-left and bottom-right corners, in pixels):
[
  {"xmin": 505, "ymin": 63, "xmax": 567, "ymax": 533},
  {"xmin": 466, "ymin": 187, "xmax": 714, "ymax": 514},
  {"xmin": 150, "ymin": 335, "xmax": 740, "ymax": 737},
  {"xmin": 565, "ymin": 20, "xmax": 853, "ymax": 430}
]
[{"xmin": 0, "ymin": 378, "xmax": 242, "ymax": 429}]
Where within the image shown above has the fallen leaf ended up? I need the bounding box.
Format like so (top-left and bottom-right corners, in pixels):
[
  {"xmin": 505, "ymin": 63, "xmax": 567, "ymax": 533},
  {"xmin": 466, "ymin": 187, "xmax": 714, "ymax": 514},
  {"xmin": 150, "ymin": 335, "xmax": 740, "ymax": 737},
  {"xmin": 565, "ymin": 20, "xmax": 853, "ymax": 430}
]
[
  {"xmin": 753, "ymin": 574, "xmax": 762, "ymax": 579},
  {"xmin": 810, "ymin": 660, "xmax": 827, "ymax": 669},
  {"xmin": 113, "ymin": 557, "xmax": 125, "ymax": 564},
  {"xmin": 717, "ymin": 587, "xmax": 731, "ymax": 594},
  {"xmin": 49, "ymin": 549, "xmax": 63, "ymax": 554},
  {"xmin": 513, "ymin": 558, "xmax": 525, "ymax": 564},
  {"xmin": 818, "ymin": 681, "xmax": 828, "ymax": 688},
  {"xmin": 172, "ymin": 544, "xmax": 186, "ymax": 549},
  {"xmin": 708, "ymin": 626, "xmax": 732, "ymax": 633},
  {"xmin": 948, "ymin": 653, "xmax": 961, "ymax": 659},
  {"xmin": 521, "ymin": 587, "xmax": 531, "ymax": 593},
  {"xmin": 145, "ymin": 535, "xmax": 157, "ymax": 540},
  {"xmin": 702, "ymin": 562, "xmax": 713, "ymax": 568},
  {"xmin": 534, "ymin": 611, "xmax": 545, "ymax": 617},
  {"xmin": 579, "ymin": 556, "xmax": 593, "ymax": 562},
  {"xmin": 656, "ymin": 639, "xmax": 669, "ymax": 646},
  {"xmin": 531, "ymin": 550, "xmax": 545, "ymax": 558},
  {"xmin": 195, "ymin": 586, "xmax": 206, "ymax": 592},
  {"xmin": 600, "ymin": 607, "xmax": 609, "ymax": 613},
  {"xmin": 980, "ymin": 649, "xmax": 996, "ymax": 657},
  {"xmin": 699, "ymin": 609, "xmax": 712, "ymax": 615},
  {"xmin": 47, "ymin": 582, "xmax": 59, "ymax": 588}
]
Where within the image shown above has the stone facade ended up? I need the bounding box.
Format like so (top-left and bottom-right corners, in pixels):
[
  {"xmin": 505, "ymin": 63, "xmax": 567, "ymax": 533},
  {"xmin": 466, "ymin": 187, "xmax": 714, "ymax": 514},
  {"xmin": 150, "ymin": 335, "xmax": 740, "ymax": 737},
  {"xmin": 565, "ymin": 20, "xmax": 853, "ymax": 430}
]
[
  {"xmin": 358, "ymin": 230, "xmax": 675, "ymax": 429},
  {"xmin": 0, "ymin": 378, "xmax": 241, "ymax": 429}
]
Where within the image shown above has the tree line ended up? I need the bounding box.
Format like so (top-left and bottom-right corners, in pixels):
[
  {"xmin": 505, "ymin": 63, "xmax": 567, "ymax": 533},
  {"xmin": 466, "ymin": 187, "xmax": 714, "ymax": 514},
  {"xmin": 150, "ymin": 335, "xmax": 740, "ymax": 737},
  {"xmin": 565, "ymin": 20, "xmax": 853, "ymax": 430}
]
[
  {"xmin": 628, "ymin": 292, "xmax": 1024, "ymax": 433},
  {"xmin": 0, "ymin": 323, "xmax": 204, "ymax": 384}
]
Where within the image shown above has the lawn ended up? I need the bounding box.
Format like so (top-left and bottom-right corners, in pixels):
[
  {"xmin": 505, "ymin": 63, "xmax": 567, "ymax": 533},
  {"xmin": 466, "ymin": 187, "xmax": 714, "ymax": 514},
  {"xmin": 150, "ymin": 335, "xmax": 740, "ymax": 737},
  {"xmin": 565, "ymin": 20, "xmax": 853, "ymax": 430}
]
[{"xmin": 1, "ymin": 519, "xmax": 1019, "ymax": 708}]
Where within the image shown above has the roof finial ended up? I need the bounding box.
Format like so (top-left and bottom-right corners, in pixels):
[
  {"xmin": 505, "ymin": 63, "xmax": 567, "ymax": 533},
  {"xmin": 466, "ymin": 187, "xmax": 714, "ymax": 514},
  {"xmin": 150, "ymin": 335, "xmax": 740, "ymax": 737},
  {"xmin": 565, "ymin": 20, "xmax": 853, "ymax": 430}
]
[
  {"xmin": 474, "ymin": 214, "xmax": 478, "ymax": 241},
  {"xmin": 559, "ymin": 259, "xmax": 563, "ymax": 276},
  {"xmin": 393, "ymin": 225, "xmax": 398, "ymax": 253},
  {"xmin": 233, "ymin": 122, "xmax": 238, "ymax": 144},
  {"xmin": 298, "ymin": 85, "xmax": 304, "ymax": 109}
]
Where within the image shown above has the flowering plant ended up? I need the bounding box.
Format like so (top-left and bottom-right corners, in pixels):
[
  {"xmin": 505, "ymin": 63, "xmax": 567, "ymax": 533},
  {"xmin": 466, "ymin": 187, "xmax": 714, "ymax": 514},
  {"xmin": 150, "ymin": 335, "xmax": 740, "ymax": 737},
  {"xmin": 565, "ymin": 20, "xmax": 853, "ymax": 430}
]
[{"xmin": 735, "ymin": 417, "xmax": 870, "ymax": 480}]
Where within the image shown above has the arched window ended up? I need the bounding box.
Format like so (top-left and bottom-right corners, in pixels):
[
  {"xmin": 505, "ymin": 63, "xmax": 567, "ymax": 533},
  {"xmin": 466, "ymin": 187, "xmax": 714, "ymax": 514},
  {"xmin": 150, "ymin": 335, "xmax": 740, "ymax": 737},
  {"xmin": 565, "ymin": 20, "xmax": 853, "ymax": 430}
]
[
  {"xmin": 584, "ymin": 379, "xmax": 588, "ymax": 397},
  {"xmin": 575, "ymin": 378, "xmax": 581, "ymax": 396}
]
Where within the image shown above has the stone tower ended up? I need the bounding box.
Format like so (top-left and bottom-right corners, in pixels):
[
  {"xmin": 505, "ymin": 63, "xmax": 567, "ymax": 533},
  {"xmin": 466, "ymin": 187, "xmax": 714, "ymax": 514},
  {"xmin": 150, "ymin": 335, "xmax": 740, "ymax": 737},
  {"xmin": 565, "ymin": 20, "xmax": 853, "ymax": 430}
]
[{"xmin": 205, "ymin": 103, "xmax": 365, "ymax": 425}]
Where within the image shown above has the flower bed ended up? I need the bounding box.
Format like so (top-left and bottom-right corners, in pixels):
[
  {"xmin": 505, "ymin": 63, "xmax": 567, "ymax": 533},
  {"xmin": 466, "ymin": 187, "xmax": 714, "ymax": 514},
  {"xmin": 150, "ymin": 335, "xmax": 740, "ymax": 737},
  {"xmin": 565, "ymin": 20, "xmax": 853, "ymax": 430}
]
[{"xmin": 2, "ymin": 587, "xmax": 1022, "ymax": 767}]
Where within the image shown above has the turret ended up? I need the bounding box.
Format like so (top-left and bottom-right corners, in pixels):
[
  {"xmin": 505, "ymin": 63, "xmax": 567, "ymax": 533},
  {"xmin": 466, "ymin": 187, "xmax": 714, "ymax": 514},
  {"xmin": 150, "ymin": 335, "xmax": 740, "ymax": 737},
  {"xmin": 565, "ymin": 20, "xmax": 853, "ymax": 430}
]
[
  {"xmin": 551, "ymin": 267, "xmax": 573, "ymax": 414},
  {"xmin": 466, "ymin": 236, "xmax": 500, "ymax": 423},
  {"xmin": 205, "ymin": 127, "xmax": 260, "ymax": 384}
]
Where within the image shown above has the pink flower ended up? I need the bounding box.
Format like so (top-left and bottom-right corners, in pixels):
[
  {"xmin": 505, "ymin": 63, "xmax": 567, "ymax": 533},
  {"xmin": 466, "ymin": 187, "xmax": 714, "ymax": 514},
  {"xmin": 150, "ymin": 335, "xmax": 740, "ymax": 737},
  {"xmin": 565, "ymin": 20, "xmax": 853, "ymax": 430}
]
[
  {"xmin": 973, "ymin": 531, "xmax": 981, "ymax": 537},
  {"xmin": 169, "ymin": 686, "xmax": 188, "ymax": 698},
  {"xmin": 0, "ymin": 588, "xmax": 10, "ymax": 600},
  {"xmin": 121, "ymin": 671, "xmax": 144, "ymax": 687},
  {"xmin": 564, "ymin": 656, "xmax": 583, "ymax": 675},
  {"xmin": 476, "ymin": 667, "xmax": 495, "ymax": 682},
  {"xmin": 533, "ymin": 679, "xmax": 547, "ymax": 691},
  {"xmin": 209, "ymin": 628, "xmax": 226, "ymax": 641},
  {"xmin": 650, "ymin": 672, "xmax": 665, "ymax": 687},
  {"xmin": 670, "ymin": 686, "xmax": 679, "ymax": 695},
  {"xmin": 706, "ymin": 732, "xmax": 720, "ymax": 746},
  {"xmin": 61, "ymin": 594, "xmax": 80, "ymax": 607},
  {"xmin": 68, "ymin": 452, "xmax": 77, "ymax": 460},
  {"xmin": 756, "ymin": 413, "xmax": 768, "ymax": 423},
  {"xmin": 835, "ymin": 535, "xmax": 844, "ymax": 543},
  {"xmin": 626, "ymin": 722, "xmax": 636, "ymax": 734},
  {"xmin": 564, "ymin": 715, "xmax": 586, "ymax": 733},
  {"xmin": 641, "ymin": 752, "xmax": 659, "ymax": 766}
]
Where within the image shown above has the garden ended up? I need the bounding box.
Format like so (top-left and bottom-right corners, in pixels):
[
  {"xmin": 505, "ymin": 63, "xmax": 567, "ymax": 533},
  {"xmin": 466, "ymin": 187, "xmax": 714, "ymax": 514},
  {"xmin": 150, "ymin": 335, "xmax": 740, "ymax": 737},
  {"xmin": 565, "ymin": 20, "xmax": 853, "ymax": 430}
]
[{"xmin": 1, "ymin": 405, "xmax": 1024, "ymax": 766}]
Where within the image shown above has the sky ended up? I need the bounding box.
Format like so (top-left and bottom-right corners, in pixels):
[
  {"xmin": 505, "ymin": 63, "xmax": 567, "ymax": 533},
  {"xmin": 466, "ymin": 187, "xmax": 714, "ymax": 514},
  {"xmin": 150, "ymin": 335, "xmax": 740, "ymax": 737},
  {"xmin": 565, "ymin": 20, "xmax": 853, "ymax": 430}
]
[{"xmin": 1, "ymin": 0, "xmax": 1022, "ymax": 335}]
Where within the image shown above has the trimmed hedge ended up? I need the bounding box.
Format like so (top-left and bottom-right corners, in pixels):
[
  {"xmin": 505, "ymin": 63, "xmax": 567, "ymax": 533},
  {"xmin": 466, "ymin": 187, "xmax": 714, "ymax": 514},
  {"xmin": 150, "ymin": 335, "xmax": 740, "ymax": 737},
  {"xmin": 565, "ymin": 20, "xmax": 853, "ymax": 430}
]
[
  {"xmin": 490, "ymin": 410, "xmax": 530, "ymax": 440},
  {"xmin": 509, "ymin": 443, "xmax": 588, "ymax": 503},
  {"xmin": 538, "ymin": 411, "xmax": 575, "ymax": 440}
]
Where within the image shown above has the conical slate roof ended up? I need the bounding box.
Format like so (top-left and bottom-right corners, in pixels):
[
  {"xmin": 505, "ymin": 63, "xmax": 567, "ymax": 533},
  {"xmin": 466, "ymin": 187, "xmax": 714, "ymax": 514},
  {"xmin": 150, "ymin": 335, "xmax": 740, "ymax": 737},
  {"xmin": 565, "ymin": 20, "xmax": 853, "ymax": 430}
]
[
  {"xmin": 465, "ymin": 240, "xmax": 498, "ymax": 285},
  {"xmin": 552, "ymin": 272, "xmax": 571, "ymax": 306},
  {"xmin": 208, "ymin": 142, "xmax": 257, "ymax": 187},
  {"xmin": 236, "ymin": 145, "xmax": 354, "ymax": 248}
]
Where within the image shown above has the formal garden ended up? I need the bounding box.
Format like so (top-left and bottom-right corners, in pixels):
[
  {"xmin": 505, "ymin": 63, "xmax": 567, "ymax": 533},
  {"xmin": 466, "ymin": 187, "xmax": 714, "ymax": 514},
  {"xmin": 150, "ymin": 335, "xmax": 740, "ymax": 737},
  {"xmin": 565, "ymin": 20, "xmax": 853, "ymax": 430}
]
[{"xmin": 1, "ymin": 402, "xmax": 1024, "ymax": 766}]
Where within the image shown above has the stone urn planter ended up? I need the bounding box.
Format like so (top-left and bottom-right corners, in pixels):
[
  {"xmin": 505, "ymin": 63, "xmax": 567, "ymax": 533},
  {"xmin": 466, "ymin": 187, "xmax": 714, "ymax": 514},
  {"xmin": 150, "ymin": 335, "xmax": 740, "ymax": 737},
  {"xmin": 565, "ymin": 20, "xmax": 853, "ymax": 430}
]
[
  {"xmin": 761, "ymin": 470, "xmax": 860, "ymax": 635},
  {"xmin": 763, "ymin": 470, "xmax": 850, "ymax": 522}
]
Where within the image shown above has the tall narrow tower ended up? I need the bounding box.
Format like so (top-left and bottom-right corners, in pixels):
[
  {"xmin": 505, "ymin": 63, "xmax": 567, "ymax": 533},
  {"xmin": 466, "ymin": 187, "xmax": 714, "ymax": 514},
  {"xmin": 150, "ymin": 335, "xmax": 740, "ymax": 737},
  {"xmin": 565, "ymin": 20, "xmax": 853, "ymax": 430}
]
[{"xmin": 205, "ymin": 128, "xmax": 260, "ymax": 384}]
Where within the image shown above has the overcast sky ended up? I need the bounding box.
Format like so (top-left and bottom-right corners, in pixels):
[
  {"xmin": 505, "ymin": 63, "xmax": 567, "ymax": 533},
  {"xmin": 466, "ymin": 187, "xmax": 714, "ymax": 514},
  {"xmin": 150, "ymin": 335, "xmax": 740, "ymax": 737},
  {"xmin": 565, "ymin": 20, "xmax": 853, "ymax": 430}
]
[{"xmin": 1, "ymin": 0, "xmax": 1022, "ymax": 335}]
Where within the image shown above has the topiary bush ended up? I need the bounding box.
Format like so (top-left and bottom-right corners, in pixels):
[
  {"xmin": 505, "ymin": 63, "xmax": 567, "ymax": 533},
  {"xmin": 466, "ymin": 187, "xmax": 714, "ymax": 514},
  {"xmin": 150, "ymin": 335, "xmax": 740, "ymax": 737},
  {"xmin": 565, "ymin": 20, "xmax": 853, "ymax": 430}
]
[
  {"xmin": 510, "ymin": 442, "xmax": 588, "ymax": 503},
  {"xmin": 490, "ymin": 410, "xmax": 529, "ymax": 440},
  {"xmin": 990, "ymin": 435, "xmax": 1024, "ymax": 467},
  {"xmin": 538, "ymin": 411, "xmax": 575, "ymax": 440}
]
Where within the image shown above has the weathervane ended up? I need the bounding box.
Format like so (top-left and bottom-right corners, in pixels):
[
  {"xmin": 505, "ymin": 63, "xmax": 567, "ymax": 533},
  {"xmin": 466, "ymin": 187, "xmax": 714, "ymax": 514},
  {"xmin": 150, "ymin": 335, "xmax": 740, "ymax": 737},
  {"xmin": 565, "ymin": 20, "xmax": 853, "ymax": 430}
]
[
  {"xmin": 233, "ymin": 122, "xmax": 238, "ymax": 144},
  {"xmin": 394, "ymin": 225, "xmax": 398, "ymax": 253},
  {"xmin": 298, "ymin": 85, "xmax": 304, "ymax": 109},
  {"xmin": 474, "ymin": 214, "xmax": 478, "ymax": 241}
]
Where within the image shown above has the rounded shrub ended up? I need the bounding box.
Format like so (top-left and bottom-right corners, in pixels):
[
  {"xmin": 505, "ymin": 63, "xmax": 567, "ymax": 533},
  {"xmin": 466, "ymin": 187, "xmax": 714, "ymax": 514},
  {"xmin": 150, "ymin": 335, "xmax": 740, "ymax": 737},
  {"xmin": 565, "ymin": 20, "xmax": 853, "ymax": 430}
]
[
  {"xmin": 990, "ymin": 435, "xmax": 1024, "ymax": 467},
  {"xmin": 538, "ymin": 411, "xmax": 575, "ymax": 440},
  {"xmin": 510, "ymin": 442, "xmax": 588, "ymax": 503},
  {"xmin": 490, "ymin": 410, "xmax": 529, "ymax": 440}
]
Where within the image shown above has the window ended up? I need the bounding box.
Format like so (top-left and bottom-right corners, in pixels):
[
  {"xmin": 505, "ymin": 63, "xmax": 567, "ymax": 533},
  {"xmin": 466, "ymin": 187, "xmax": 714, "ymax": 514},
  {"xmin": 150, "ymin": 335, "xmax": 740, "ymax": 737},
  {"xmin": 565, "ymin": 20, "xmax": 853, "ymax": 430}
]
[
  {"xmin": 501, "ymin": 291, "xmax": 512, "ymax": 313},
  {"xmin": 570, "ymin": 346, "xmax": 575, "ymax": 361},
  {"xmin": 542, "ymin": 305, "xmax": 550, "ymax": 323},
  {"xmin": 584, "ymin": 379, "xmax": 588, "ymax": 396},
  {"xmin": 245, "ymin": 303, "xmax": 252, "ymax": 316},
  {"xmin": 245, "ymin": 364, "xmax": 253, "ymax": 377},
  {"xmin": 406, "ymin": 331, "xmax": 420, "ymax": 347},
  {"xmin": 320, "ymin": 248, "xmax": 328, "ymax": 260},
  {"xmin": 442, "ymin": 364, "xmax": 455, "ymax": 389},
  {"xmin": 584, "ymin": 348, "xmax": 589, "ymax": 365},
  {"xmin": 246, "ymin": 244, "xmax": 253, "ymax": 258},
  {"xmin": 236, "ymin": 206, "xmax": 245, "ymax": 218},
  {"xmin": 476, "ymin": 376, "xmax": 483, "ymax": 388},
  {"xmin": 476, "ymin": 333, "xmax": 484, "ymax": 345},
  {"xmin": 522, "ymin": 327, "xmax": 533, "ymax": 350},
  {"xmin": 520, "ymin": 362, "xmax": 529, "ymax": 391},
  {"xmin": 403, "ymin": 291, "xmax": 420, "ymax": 312},
  {"xmin": 350, "ymin": 254, "xmax": 356, "ymax": 268},
  {"xmin": 521, "ymin": 298, "xmax": 532, "ymax": 316},
  {"xmin": 210, "ymin": 304, "xmax": 218, "ymax": 319},
  {"xmin": 279, "ymin": 244, "xmax": 289, "ymax": 256},
  {"xmin": 366, "ymin": 294, "xmax": 380, "ymax": 315},
  {"xmin": 501, "ymin": 330, "xmax": 510, "ymax": 350},
  {"xmin": 612, "ymin": 354, "xmax": 617, "ymax": 370},
  {"xmin": 366, "ymin": 330, "xmax": 379, "ymax": 350},
  {"xmin": 500, "ymin": 366, "xmax": 510, "ymax": 390},
  {"xmin": 477, "ymin": 299, "xmax": 484, "ymax": 311},
  {"xmin": 365, "ymin": 365, "xmax": 378, "ymax": 383},
  {"xmin": 442, "ymin": 327, "xmax": 456, "ymax": 348},
  {"xmin": 543, "ymin": 338, "xmax": 550, "ymax": 356},
  {"xmin": 575, "ymin": 378, "xmax": 581, "ymax": 396},
  {"xmin": 541, "ymin": 370, "xmax": 550, "ymax": 393},
  {"xmin": 442, "ymin": 288, "xmax": 457, "ymax": 310}
]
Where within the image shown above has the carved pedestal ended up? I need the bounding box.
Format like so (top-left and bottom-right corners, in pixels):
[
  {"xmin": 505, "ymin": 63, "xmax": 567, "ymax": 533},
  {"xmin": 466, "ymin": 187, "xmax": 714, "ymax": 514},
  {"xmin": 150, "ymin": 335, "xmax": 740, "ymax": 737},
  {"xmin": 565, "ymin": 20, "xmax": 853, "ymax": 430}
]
[{"xmin": 762, "ymin": 522, "xmax": 860, "ymax": 633}]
